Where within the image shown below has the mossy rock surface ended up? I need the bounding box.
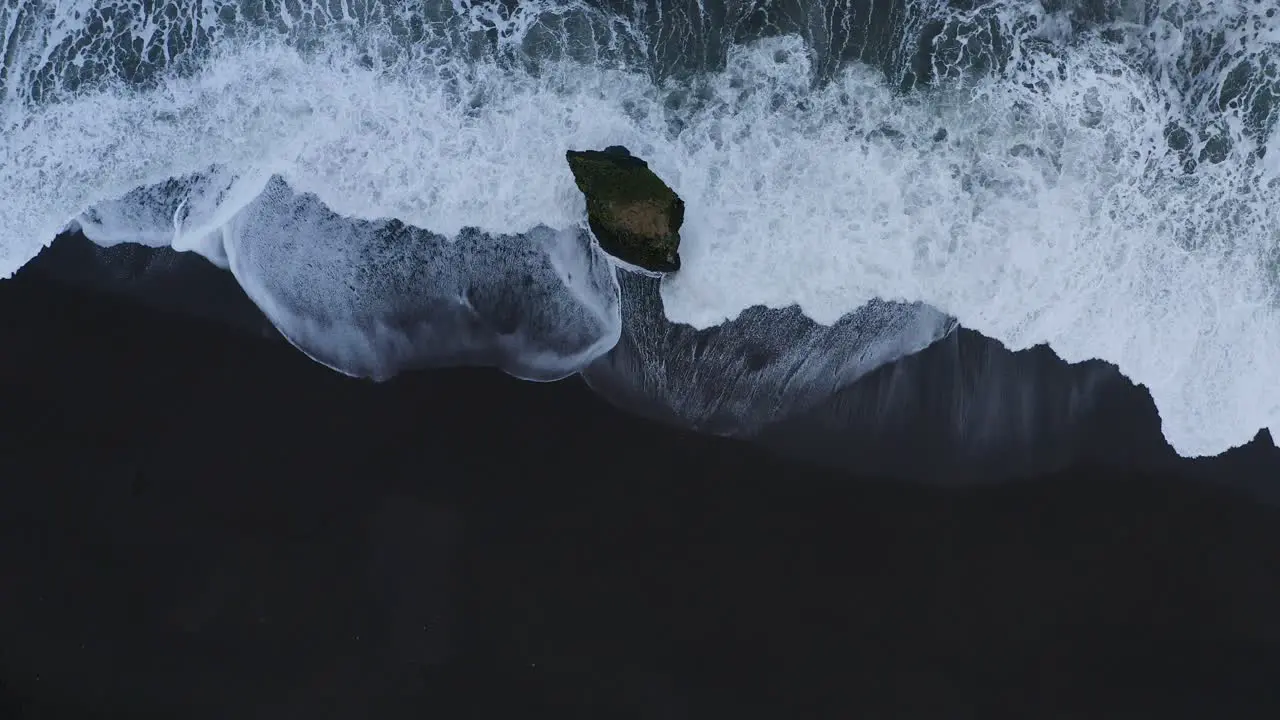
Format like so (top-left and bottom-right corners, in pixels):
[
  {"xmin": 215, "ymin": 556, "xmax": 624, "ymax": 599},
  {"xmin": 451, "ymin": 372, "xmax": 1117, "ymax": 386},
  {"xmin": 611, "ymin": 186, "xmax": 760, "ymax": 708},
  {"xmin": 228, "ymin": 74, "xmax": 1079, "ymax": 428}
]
[{"xmin": 566, "ymin": 146, "xmax": 684, "ymax": 273}]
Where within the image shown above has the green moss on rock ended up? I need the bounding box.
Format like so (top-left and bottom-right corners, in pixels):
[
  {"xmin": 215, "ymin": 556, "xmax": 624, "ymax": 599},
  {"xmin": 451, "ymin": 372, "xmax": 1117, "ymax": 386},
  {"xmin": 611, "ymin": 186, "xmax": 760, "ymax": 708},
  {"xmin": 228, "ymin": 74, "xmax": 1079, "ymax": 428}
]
[{"xmin": 566, "ymin": 146, "xmax": 684, "ymax": 273}]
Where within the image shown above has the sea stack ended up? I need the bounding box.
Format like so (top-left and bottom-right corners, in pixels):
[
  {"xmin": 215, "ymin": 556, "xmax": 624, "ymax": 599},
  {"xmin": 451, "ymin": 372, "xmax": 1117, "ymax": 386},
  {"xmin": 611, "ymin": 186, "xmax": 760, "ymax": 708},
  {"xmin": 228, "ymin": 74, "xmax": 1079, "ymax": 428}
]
[{"xmin": 565, "ymin": 145, "xmax": 684, "ymax": 273}]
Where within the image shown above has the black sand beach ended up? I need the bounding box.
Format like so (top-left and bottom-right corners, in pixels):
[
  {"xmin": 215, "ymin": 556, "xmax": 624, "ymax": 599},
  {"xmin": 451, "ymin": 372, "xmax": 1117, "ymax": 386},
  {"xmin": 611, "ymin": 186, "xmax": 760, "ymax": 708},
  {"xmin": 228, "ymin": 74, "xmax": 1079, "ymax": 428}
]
[
  {"xmin": 3, "ymin": 261, "xmax": 1280, "ymax": 718},
  {"xmin": 6, "ymin": 0, "xmax": 1280, "ymax": 714}
]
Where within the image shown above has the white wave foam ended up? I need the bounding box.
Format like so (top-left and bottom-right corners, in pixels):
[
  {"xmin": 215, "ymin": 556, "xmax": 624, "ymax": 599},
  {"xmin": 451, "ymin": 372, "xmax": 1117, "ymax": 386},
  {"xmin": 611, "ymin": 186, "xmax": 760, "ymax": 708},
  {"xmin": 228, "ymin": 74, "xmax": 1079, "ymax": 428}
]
[
  {"xmin": 2, "ymin": 0, "xmax": 1278, "ymax": 455},
  {"xmin": 223, "ymin": 176, "xmax": 621, "ymax": 381},
  {"xmin": 582, "ymin": 273, "xmax": 955, "ymax": 435}
]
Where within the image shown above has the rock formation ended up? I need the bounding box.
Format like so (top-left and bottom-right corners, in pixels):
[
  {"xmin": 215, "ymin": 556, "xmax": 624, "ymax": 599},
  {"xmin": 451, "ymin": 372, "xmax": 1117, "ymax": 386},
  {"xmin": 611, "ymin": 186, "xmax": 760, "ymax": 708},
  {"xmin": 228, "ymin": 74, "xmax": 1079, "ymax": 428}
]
[{"xmin": 565, "ymin": 146, "xmax": 684, "ymax": 273}]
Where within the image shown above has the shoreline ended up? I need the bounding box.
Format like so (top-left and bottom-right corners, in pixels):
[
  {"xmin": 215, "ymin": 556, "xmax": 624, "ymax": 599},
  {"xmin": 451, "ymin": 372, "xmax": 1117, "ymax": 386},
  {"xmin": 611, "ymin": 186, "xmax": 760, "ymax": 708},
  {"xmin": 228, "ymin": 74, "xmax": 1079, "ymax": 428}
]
[{"xmin": 17, "ymin": 231, "xmax": 1280, "ymax": 500}]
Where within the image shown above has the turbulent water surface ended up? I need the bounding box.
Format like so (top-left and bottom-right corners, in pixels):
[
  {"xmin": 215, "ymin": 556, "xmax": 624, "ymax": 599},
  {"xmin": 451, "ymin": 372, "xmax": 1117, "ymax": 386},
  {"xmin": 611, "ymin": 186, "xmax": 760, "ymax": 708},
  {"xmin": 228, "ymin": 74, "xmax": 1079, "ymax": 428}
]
[{"xmin": 2, "ymin": 0, "xmax": 1279, "ymax": 461}]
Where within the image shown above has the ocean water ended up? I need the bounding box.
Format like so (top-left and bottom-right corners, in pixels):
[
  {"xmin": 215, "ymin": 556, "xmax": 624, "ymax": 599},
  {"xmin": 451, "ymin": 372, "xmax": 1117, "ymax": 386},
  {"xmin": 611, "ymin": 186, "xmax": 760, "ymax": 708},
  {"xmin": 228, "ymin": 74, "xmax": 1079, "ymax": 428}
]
[{"xmin": 2, "ymin": 0, "xmax": 1278, "ymax": 458}]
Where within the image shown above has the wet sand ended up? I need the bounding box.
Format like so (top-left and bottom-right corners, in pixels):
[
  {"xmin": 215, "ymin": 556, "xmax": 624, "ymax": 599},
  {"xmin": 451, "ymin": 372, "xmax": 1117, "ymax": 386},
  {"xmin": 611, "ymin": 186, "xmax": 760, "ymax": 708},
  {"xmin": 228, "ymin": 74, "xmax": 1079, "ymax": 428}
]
[{"xmin": 2, "ymin": 270, "xmax": 1279, "ymax": 718}]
